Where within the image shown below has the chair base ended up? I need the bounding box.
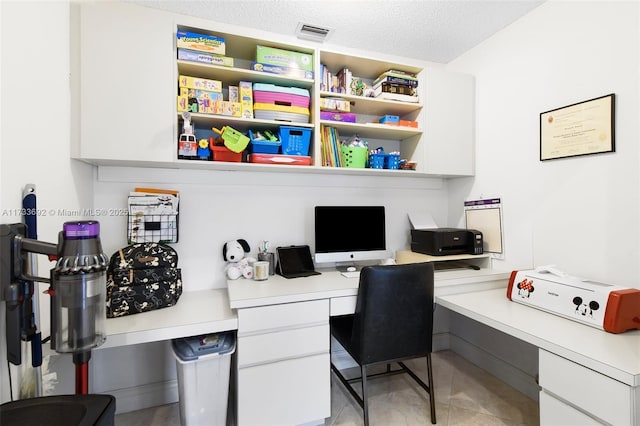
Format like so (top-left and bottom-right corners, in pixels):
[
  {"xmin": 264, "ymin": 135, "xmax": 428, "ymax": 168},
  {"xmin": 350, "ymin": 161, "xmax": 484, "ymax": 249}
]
[{"xmin": 331, "ymin": 354, "xmax": 436, "ymax": 425}]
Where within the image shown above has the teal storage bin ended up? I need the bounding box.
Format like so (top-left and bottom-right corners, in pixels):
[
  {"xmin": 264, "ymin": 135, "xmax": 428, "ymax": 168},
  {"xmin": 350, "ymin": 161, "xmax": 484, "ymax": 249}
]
[{"xmin": 280, "ymin": 126, "xmax": 311, "ymax": 156}]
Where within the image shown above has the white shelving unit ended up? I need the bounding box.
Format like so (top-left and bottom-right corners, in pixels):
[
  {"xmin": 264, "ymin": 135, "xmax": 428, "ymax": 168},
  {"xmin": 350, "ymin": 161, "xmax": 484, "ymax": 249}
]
[{"xmin": 73, "ymin": 1, "xmax": 475, "ymax": 178}]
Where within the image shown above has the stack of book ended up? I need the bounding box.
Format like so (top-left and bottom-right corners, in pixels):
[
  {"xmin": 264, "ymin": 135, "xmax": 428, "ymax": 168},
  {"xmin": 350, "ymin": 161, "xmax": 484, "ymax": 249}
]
[
  {"xmin": 319, "ymin": 65, "xmax": 368, "ymax": 96},
  {"xmin": 372, "ymin": 69, "xmax": 419, "ymax": 103},
  {"xmin": 320, "ymin": 125, "xmax": 345, "ymax": 167}
]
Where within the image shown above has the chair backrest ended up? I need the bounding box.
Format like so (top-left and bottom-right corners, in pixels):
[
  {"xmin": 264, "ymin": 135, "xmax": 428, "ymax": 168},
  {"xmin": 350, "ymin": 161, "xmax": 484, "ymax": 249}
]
[{"xmin": 351, "ymin": 262, "xmax": 435, "ymax": 365}]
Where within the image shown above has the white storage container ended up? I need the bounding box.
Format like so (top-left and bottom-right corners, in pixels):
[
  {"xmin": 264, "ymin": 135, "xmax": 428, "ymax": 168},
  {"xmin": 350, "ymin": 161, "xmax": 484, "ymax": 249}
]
[{"xmin": 172, "ymin": 331, "xmax": 236, "ymax": 426}]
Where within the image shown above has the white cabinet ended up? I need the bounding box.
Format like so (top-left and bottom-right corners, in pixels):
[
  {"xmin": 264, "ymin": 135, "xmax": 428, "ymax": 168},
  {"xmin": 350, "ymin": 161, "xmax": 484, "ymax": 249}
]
[
  {"xmin": 422, "ymin": 68, "xmax": 475, "ymax": 176},
  {"xmin": 73, "ymin": 1, "xmax": 176, "ymax": 163},
  {"xmin": 539, "ymin": 349, "xmax": 636, "ymax": 425},
  {"xmin": 236, "ymin": 299, "xmax": 331, "ymax": 425},
  {"xmin": 74, "ymin": 1, "xmax": 475, "ymax": 177}
]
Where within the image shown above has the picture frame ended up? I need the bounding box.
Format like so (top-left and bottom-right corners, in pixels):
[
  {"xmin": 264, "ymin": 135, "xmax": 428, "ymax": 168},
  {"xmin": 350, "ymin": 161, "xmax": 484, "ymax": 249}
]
[{"xmin": 540, "ymin": 93, "xmax": 615, "ymax": 161}]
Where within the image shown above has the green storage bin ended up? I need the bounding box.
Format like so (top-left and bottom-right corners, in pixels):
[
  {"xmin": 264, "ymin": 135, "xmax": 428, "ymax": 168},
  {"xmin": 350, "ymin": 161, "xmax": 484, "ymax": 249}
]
[{"xmin": 341, "ymin": 146, "xmax": 367, "ymax": 168}]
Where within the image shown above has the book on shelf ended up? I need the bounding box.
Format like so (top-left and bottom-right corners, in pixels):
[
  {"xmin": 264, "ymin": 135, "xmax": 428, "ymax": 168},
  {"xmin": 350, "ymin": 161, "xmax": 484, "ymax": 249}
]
[
  {"xmin": 375, "ymin": 91, "xmax": 420, "ymax": 103},
  {"xmin": 372, "ymin": 75, "xmax": 418, "ymax": 89},
  {"xmin": 374, "ymin": 69, "xmax": 418, "ymax": 82},
  {"xmin": 320, "ymin": 125, "xmax": 345, "ymax": 167}
]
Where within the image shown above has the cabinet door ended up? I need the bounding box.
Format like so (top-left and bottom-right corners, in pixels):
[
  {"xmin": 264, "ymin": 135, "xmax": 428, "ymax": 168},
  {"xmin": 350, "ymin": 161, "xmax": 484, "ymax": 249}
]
[
  {"xmin": 237, "ymin": 353, "xmax": 331, "ymax": 426},
  {"xmin": 75, "ymin": 2, "xmax": 175, "ymax": 163},
  {"xmin": 423, "ymin": 68, "xmax": 475, "ymax": 176}
]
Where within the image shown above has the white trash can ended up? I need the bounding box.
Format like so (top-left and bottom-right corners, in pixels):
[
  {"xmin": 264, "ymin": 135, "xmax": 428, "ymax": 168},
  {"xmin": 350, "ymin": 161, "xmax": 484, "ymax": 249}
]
[{"xmin": 172, "ymin": 331, "xmax": 236, "ymax": 426}]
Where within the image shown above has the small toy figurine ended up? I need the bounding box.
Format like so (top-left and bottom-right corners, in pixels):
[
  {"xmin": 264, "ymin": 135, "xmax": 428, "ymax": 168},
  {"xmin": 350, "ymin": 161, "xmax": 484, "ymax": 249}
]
[
  {"xmin": 197, "ymin": 139, "xmax": 211, "ymax": 160},
  {"xmin": 178, "ymin": 112, "xmax": 197, "ymax": 158}
]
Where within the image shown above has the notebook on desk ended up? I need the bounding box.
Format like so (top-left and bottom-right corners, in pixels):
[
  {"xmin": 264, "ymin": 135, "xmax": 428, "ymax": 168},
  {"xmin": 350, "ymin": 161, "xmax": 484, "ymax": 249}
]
[{"xmin": 276, "ymin": 245, "xmax": 321, "ymax": 279}]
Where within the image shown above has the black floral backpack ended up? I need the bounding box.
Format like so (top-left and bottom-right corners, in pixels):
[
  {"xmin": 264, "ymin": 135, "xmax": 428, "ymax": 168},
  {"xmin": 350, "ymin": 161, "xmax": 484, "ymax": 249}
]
[{"xmin": 106, "ymin": 242, "xmax": 182, "ymax": 318}]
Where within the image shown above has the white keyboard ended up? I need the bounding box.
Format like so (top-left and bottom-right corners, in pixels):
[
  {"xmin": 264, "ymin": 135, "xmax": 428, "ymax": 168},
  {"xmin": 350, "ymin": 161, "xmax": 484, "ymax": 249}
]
[{"xmin": 340, "ymin": 271, "xmax": 360, "ymax": 279}]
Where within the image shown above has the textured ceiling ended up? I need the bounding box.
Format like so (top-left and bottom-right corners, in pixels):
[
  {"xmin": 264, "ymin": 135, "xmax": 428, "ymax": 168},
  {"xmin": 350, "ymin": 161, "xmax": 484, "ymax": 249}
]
[{"xmin": 129, "ymin": 0, "xmax": 544, "ymax": 63}]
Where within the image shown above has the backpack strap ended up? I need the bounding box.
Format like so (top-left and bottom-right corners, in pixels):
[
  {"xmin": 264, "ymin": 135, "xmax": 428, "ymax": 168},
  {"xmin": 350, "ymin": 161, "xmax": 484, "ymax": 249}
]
[{"xmin": 118, "ymin": 249, "xmax": 134, "ymax": 283}]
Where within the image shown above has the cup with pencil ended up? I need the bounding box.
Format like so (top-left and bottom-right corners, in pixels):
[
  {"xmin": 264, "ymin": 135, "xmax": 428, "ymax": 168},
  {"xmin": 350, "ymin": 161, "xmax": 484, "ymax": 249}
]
[{"xmin": 258, "ymin": 240, "xmax": 275, "ymax": 275}]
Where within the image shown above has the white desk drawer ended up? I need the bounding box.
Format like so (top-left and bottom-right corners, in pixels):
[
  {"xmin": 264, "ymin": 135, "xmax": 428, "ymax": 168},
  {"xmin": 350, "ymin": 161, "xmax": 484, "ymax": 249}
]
[
  {"xmin": 238, "ymin": 299, "xmax": 328, "ymax": 334},
  {"xmin": 237, "ymin": 352, "xmax": 331, "ymax": 426},
  {"xmin": 539, "ymin": 390, "xmax": 601, "ymax": 425},
  {"xmin": 330, "ymin": 296, "xmax": 357, "ymax": 316},
  {"xmin": 539, "ymin": 349, "xmax": 632, "ymax": 425},
  {"xmin": 238, "ymin": 323, "xmax": 329, "ymax": 367}
]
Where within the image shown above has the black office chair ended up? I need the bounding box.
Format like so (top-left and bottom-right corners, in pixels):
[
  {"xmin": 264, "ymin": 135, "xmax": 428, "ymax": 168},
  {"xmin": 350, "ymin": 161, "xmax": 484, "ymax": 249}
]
[{"xmin": 330, "ymin": 262, "xmax": 436, "ymax": 425}]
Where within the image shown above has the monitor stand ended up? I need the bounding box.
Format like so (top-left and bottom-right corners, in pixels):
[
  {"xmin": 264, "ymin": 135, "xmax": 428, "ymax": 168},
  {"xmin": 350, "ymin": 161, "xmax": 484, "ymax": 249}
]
[{"xmin": 336, "ymin": 263, "xmax": 359, "ymax": 273}]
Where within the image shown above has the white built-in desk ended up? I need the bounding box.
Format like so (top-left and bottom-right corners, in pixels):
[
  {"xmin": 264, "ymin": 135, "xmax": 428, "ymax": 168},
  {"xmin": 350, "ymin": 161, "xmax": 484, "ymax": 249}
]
[
  {"xmin": 101, "ymin": 263, "xmax": 639, "ymax": 425},
  {"xmin": 227, "ymin": 267, "xmax": 510, "ymax": 426},
  {"xmin": 438, "ymin": 288, "xmax": 640, "ymax": 386},
  {"xmin": 102, "ymin": 289, "xmax": 237, "ymax": 349},
  {"xmin": 438, "ymin": 289, "xmax": 640, "ymax": 425}
]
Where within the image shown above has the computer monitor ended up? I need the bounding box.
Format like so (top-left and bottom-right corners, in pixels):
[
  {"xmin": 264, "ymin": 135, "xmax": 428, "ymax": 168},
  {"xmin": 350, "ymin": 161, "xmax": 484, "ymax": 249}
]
[{"xmin": 314, "ymin": 206, "xmax": 389, "ymax": 265}]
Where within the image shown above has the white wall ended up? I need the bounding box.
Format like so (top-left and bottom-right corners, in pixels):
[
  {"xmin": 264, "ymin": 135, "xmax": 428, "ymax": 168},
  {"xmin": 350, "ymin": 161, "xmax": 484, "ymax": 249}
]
[
  {"xmin": 1, "ymin": 0, "xmax": 95, "ymax": 401},
  {"xmin": 0, "ymin": 0, "xmax": 450, "ymax": 405},
  {"xmin": 447, "ymin": 0, "xmax": 640, "ymax": 288},
  {"xmin": 94, "ymin": 167, "xmax": 447, "ymax": 290}
]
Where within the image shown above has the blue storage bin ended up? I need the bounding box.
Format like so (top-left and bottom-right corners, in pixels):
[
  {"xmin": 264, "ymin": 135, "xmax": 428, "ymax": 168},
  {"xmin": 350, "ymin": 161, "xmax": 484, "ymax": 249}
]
[
  {"xmin": 369, "ymin": 153, "xmax": 386, "ymax": 169},
  {"xmin": 280, "ymin": 126, "xmax": 311, "ymax": 156},
  {"xmin": 386, "ymin": 154, "xmax": 400, "ymax": 170},
  {"xmin": 249, "ymin": 130, "xmax": 281, "ymax": 154}
]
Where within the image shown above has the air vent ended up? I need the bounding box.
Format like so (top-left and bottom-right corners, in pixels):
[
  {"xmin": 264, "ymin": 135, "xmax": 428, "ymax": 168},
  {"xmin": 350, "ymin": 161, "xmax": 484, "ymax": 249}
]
[{"xmin": 296, "ymin": 22, "xmax": 332, "ymax": 42}]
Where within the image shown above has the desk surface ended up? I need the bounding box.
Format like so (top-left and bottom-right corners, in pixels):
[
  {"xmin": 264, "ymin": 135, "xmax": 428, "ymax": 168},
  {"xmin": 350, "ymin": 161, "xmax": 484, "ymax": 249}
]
[
  {"xmin": 227, "ymin": 268, "xmax": 511, "ymax": 309},
  {"xmin": 102, "ymin": 288, "xmax": 237, "ymax": 349},
  {"xmin": 438, "ymin": 288, "xmax": 640, "ymax": 387},
  {"xmin": 101, "ymin": 268, "xmax": 509, "ymax": 349}
]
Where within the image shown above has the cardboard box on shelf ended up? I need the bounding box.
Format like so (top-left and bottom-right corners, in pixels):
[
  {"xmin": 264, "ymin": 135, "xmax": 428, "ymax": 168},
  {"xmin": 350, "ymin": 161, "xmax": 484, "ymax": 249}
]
[
  {"xmin": 239, "ymin": 81, "xmax": 253, "ymax": 119},
  {"xmin": 176, "ymin": 31, "xmax": 225, "ymax": 55},
  {"xmin": 177, "ymin": 49, "xmax": 233, "ymax": 67},
  {"xmin": 178, "ymin": 75, "xmax": 222, "ymax": 92},
  {"xmin": 256, "ymin": 45, "xmax": 313, "ymax": 71}
]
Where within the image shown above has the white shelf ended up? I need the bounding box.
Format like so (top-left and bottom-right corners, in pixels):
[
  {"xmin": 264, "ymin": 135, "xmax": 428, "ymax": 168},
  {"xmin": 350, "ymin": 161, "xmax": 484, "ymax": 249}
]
[
  {"xmin": 180, "ymin": 112, "xmax": 314, "ymax": 130},
  {"xmin": 319, "ymin": 120, "xmax": 421, "ymax": 140},
  {"xmin": 177, "ymin": 60, "xmax": 315, "ymax": 89},
  {"xmin": 319, "ymin": 91, "xmax": 422, "ymax": 116}
]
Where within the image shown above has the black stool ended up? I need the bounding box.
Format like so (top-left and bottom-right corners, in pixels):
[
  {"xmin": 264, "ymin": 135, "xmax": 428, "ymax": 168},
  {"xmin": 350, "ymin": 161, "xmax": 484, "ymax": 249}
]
[{"xmin": 0, "ymin": 394, "xmax": 115, "ymax": 426}]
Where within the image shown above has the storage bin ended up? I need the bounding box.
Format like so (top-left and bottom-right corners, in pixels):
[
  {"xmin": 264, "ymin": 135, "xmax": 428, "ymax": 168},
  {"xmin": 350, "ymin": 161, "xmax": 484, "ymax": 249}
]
[
  {"xmin": 248, "ymin": 153, "xmax": 312, "ymax": 165},
  {"xmin": 378, "ymin": 115, "xmax": 399, "ymax": 124},
  {"xmin": 280, "ymin": 126, "xmax": 312, "ymax": 156},
  {"xmin": 172, "ymin": 331, "xmax": 236, "ymax": 426},
  {"xmin": 386, "ymin": 154, "xmax": 400, "ymax": 170},
  {"xmin": 249, "ymin": 130, "xmax": 281, "ymax": 154},
  {"xmin": 369, "ymin": 153, "xmax": 386, "ymax": 169},
  {"xmin": 320, "ymin": 111, "xmax": 356, "ymax": 123},
  {"xmin": 341, "ymin": 146, "xmax": 367, "ymax": 168},
  {"xmin": 212, "ymin": 145, "xmax": 242, "ymax": 162}
]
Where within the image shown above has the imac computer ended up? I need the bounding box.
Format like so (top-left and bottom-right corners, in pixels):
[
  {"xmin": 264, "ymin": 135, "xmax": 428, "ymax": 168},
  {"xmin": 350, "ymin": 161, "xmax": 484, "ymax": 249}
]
[{"xmin": 314, "ymin": 206, "xmax": 389, "ymax": 269}]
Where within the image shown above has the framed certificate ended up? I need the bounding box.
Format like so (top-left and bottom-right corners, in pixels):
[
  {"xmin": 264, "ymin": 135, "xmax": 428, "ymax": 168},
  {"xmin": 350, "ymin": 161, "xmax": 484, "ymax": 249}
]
[{"xmin": 540, "ymin": 93, "xmax": 615, "ymax": 161}]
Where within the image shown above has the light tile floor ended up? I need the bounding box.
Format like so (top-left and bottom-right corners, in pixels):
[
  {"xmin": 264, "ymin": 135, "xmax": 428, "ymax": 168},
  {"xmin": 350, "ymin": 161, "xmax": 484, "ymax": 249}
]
[{"xmin": 115, "ymin": 350, "xmax": 539, "ymax": 426}]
